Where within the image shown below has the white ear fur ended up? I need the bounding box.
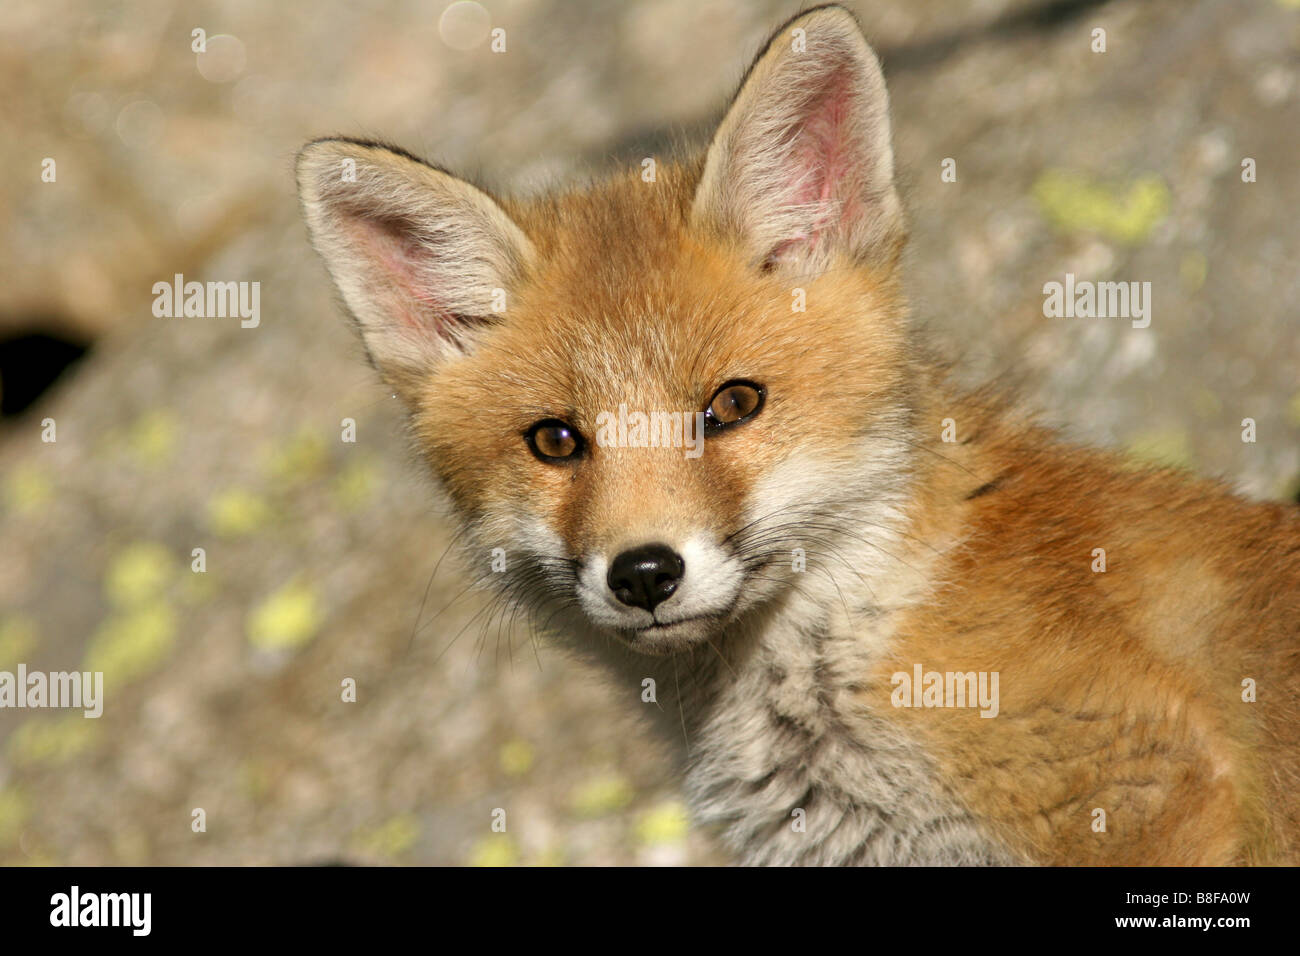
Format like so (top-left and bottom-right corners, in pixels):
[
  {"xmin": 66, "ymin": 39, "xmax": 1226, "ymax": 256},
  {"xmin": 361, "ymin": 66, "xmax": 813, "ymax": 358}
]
[
  {"xmin": 296, "ymin": 139, "xmax": 534, "ymax": 397},
  {"xmin": 691, "ymin": 5, "xmax": 903, "ymax": 274}
]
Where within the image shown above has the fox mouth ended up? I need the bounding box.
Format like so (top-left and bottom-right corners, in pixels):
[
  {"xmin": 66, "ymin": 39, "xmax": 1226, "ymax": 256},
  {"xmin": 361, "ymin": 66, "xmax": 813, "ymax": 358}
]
[
  {"xmin": 622, "ymin": 611, "xmax": 728, "ymax": 645},
  {"xmin": 635, "ymin": 617, "xmax": 703, "ymax": 633}
]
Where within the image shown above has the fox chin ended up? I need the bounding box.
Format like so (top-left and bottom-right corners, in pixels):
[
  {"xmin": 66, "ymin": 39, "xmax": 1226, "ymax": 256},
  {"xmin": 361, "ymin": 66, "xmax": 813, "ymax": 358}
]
[{"xmin": 297, "ymin": 5, "xmax": 1300, "ymax": 865}]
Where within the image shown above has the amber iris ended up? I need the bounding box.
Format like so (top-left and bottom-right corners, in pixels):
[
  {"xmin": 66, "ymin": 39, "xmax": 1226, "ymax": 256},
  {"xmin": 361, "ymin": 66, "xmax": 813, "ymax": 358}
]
[{"xmin": 704, "ymin": 380, "xmax": 765, "ymax": 431}]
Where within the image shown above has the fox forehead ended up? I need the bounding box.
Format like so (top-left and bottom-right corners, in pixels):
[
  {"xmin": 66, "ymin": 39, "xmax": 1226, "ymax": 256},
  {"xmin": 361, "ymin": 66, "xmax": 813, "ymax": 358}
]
[{"xmin": 424, "ymin": 165, "xmax": 908, "ymax": 425}]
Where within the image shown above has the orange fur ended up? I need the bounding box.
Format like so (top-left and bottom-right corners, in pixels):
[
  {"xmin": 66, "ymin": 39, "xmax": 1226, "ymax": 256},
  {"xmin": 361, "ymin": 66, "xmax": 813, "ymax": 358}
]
[{"xmin": 876, "ymin": 390, "xmax": 1300, "ymax": 863}]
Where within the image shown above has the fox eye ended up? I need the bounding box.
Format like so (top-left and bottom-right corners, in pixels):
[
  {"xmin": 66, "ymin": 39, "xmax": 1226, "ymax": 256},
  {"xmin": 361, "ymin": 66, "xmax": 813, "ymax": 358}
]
[
  {"xmin": 704, "ymin": 380, "xmax": 765, "ymax": 432},
  {"xmin": 526, "ymin": 419, "xmax": 584, "ymax": 463}
]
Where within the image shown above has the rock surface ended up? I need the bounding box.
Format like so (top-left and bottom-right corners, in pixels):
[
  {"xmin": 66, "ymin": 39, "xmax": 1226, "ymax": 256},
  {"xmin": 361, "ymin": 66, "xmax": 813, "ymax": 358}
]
[{"xmin": 1, "ymin": 0, "xmax": 1297, "ymax": 865}]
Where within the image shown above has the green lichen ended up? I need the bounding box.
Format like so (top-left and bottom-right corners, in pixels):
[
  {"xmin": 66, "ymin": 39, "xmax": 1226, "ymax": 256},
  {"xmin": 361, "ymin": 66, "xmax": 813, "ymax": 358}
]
[
  {"xmin": 570, "ymin": 772, "xmax": 635, "ymax": 817},
  {"xmin": 104, "ymin": 541, "xmax": 173, "ymax": 607},
  {"xmin": 498, "ymin": 739, "xmax": 535, "ymax": 777},
  {"xmin": 84, "ymin": 603, "xmax": 177, "ymax": 688},
  {"xmin": 1033, "ymin": 169, "xmax": 1170, "ymax": 245},
  {"xmin": 467, "ymin": 835, "xmax": 519, "ymax": 867},
  {"xmin": 331, "ymin": 457, "xmax": 381, "ymax": 512},
  {"xmin": 8, "ymin": 715, "xmax": 102, "ymax": 767},
  {"xmin": 265, "ymin": 429, "xmax": 329, "ymax": 486},
  {"xmin": 207, "ymin": 489, "xmax": 274, "ymax": 538},
  {"xmin": 352, "ymin": 813, "xmax": 420, "ymax": 859},
  {"xmin": 247, "ymin": 579, "xmax": 322, "ymax": 651},
  {"xmin": 635, "ymin": 800, "xmax": 689, "ymax": 846}
]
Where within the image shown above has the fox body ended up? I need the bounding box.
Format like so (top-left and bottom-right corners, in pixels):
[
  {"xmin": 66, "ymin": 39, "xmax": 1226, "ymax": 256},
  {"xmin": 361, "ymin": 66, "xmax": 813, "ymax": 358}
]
[{"xmin": 298, "ymin": 6, "xmax": 1300, "ymax": 865}]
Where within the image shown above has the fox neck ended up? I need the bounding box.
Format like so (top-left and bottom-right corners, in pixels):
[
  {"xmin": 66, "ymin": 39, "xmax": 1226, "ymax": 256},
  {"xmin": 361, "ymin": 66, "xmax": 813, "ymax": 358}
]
[{"xmin": 590, "ymin": 539, "xmax": 1008, "ymax": 866}]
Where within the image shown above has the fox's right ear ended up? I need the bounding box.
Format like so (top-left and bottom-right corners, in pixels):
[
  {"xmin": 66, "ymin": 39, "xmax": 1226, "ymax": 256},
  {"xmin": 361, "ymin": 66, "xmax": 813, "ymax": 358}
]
[{"xmin": 296, "ymin": 139, "xmax": 534, "ymax": 401}]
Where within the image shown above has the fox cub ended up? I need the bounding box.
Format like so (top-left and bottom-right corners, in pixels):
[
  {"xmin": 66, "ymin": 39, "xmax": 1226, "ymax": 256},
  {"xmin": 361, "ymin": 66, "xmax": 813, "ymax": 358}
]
[{"xmin": 298, "ymin": 5, "xmax": 1300, "ymax": 865}]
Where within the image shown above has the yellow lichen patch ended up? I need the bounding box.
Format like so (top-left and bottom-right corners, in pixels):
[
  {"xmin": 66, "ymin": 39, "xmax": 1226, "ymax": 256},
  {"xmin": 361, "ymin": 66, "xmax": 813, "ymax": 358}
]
[
  {"xmin": 351, "ymin": 813, "xmax": 420, "ymax": 859},
  {"xmin": 247, "ymin": 579, "xmax": 322, "ymax": 651},
  {"xmin": 1033, "ymin": 169, "xmax": 1170, "ymax": 245},
  {"xmin": 126, "ymin": 409, "xmax": 178, "ymax": 467},
  {"xmin": 1287, "ymin": 391, "xmax": 1300, "ymax": 428},
  {"xmin": 0, "ymin": 616, "xmax": 37, "ymax": 670},
  {"xmin": 499, "ymin": 739, "xmax": 535, "ymax": 777},
  {"xmin": 331, "ymin": 457, "xmax": 380, "ymax": 512},
  {"xmin": 0, "ymin": 788, "xmax": 30, "ymax": 850},
  {"xmin": 467, "ymin": 835, "xmax": 519, "ymax": 867},
  {"xmin": 569, "ymin": 772, "xmax": 635, "ymax": 817},
  {"xmin": 635, "ymin": 800, "xmax": 689, "ymax": 846},
  {"xmin": 3, "ymin": 463, "xmax": 54, "ymax": 516},
  {"xmin": 207, "ymin": 489, "xmax": 273, "ymax": 538},
  {"xmin": 8, "ymin": 715, "xmax": 102, "ymax": 767},
  {"xmin": 264, "ymin": 429, "xmax": 329, "ymax": 486},
  {"xmin": 1124, "ymin": 427, "xmax": 1193, "ymax": 471},
  {"xmin": 84, "ymin": 603, "xmax": 177, "ymax": 688},
  {"xmin": 104, "ymin": 541, "xmax": 173, "ymax": 607}
]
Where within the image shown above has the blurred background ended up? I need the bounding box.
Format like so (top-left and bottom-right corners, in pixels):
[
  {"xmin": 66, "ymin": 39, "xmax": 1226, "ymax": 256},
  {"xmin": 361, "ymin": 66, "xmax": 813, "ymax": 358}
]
[{"xmin": 1, "ymin": 0, "xmax": 1297, "ymax": 865}]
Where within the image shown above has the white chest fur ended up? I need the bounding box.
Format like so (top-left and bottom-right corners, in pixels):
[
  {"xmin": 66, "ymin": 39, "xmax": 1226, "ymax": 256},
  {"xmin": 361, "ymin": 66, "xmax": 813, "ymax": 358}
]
[{"xmin": 680, "ymin": 607, "xmax": 1012, "ymax": 866}]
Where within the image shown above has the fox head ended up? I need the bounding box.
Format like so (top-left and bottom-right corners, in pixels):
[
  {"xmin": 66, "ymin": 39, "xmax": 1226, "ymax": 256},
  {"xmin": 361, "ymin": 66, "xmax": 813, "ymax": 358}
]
[{"xmin": 297, "ymin": 6, "xmax": 916, "ymax": 657}]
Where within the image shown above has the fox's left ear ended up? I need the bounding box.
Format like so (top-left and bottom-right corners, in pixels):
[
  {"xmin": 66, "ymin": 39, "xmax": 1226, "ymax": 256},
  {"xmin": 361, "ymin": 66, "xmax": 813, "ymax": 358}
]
[{"xmin": 692, "ymin": 5, "xmax": 904, "ymax": 274}]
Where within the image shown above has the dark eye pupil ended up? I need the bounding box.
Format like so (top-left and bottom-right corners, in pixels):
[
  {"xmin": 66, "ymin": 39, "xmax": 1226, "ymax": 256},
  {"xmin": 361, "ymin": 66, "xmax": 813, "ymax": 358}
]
[
  {"xmin": 538, "ymin": 426, "xmax": 573, "ymax": 456},
  {"xmin": 712, "ymin": 385, "xmax": 758, "ymax": 422},
  {"xmin": 527, "ymin": 419, "xmax": 581, "ymax": 462}
]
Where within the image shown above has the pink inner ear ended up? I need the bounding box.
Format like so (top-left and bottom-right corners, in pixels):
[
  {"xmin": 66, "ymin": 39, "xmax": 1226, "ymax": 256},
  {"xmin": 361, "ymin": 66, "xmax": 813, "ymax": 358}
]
[
  {"xmin": 773, "ymin": 64, "xmax": 866, "ymax": 260},
  {"xmin": 348, "ymin": 214, "xmax": 456, "ymax": 337}
]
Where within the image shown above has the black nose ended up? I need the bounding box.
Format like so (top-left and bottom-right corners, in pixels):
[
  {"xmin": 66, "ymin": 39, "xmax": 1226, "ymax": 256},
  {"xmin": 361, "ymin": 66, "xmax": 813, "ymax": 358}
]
[{"xmin": 607, "ymin": 543, "xmax": 684, "ymax": 612}]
